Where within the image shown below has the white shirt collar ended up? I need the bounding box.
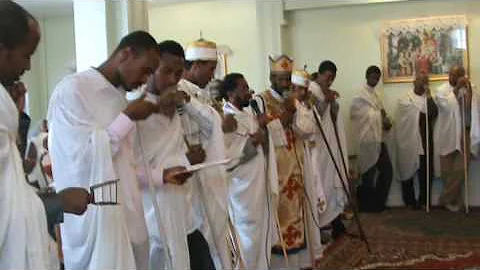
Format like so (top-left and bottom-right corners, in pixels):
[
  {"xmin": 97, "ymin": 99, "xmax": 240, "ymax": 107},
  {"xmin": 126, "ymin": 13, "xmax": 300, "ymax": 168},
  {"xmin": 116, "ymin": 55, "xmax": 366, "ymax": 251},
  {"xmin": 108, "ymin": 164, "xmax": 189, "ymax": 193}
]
[{"xmin": 223, "ymin": 101, "xmax": 242, "ymax": 115}]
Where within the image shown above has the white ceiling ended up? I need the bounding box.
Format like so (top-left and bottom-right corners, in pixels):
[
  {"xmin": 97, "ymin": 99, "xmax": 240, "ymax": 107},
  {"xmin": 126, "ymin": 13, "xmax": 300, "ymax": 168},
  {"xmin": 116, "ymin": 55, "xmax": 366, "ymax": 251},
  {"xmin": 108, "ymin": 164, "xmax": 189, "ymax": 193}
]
[
  {"xmin": 283, "ymin": 0, "xmax": 410, "ymax": 11},
  {"xmin": 13, "ymin": 0, "xmax": 417, "ymax": 19},
  {"xmin": 15, "ymin": 0, "xmax": 73, "ymax": 19},
  {"xmin": 147, "ymin": 0, "xmax": 410, "ymax": 9}
]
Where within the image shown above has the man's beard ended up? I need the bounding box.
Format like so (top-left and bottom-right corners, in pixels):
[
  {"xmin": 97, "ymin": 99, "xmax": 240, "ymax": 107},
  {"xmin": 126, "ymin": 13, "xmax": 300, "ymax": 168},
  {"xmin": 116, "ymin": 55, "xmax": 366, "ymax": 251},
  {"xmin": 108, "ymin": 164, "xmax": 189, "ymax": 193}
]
[
  {"xmin": 240, "ymin": 99, "xmax": 250, "ymax": 109},
  {"xmin": 2, "ymin": 76, "xmax": 18, "ymax": 87}
]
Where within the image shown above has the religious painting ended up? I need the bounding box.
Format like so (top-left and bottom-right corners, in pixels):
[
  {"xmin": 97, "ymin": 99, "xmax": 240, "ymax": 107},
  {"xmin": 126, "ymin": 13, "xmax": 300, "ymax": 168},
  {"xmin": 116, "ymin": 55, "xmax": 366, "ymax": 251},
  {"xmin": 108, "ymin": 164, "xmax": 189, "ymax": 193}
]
[{"xmin": 381, "ymin": 15, "xmax": 469, "ymax": 83}]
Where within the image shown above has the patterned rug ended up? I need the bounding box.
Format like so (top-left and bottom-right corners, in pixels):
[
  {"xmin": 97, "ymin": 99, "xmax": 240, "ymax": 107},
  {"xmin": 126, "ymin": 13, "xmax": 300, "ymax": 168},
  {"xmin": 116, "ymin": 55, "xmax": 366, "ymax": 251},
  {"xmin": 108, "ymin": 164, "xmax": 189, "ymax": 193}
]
[{"xmin": 317, "ymin": 208, "xmax": 480, "ymax": 269}]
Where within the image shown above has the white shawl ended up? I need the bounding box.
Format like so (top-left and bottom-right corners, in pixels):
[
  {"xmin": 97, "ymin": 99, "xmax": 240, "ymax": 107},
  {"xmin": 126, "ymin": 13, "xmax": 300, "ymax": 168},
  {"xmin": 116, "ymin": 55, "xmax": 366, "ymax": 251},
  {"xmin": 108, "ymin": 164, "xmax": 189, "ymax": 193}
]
[
  {"xmin": 394, "ymin": 91, "xmax": 428, "ymax": 181},
  {"xmin": 135, "ymin": 111, "xmax": 191, "ymax": 270},
  {"xmin": 292, "ymin": 99, "xmax": 325, "ymax": 259},
  {"xmin": 48, "ymin": 69, "xmax": 135, "ymax": 269},
  {"xmin": 350, "ymin": 84, "xmax": 384, "ymax": 174},
  {"xmin": 0, "ymin": 84, "xmax": 52, "ymax": 269},
  {"xmin": 434, "ymin": 82, "xmax": 480, "ymax": 154},
  {"xmin": 433, "ymin": 82, "xmax": 480, "ymax": 176},
  {"xmin": 293, "ymin": 99, "xmax": 327, "ymax": 213},
  {"xmin": 178, "ymin": 79, "xmax": 231, "ymax": 270},
  {"xmin": 223, "ymin": 102, "xmax": 278, "ymax": 269},
  {"xmin": 309, "ymin": 85, "xmax": 349, "ymax": 227}
]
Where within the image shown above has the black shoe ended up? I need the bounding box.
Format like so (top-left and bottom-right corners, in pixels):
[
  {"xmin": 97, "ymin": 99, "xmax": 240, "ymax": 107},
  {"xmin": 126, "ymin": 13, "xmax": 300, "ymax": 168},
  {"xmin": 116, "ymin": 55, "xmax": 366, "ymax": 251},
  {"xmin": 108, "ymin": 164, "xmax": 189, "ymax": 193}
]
[
  {"xmin": 412, "ymin": 201, "xmax": 424, "ymax": 210},
  {"xmin": 405, "ymin": 202, "xmax": 418, "ymax": 210},
  {"xmin": 331, "ymin": 216, "xmax": 346, "ymax": 239},
  {"xmin": 320, "ymin": 229, "xmax": 332, "ymax": 244},
  {"xmin": 332, "ymin": 225, "xmax": 346, "ymax": 240},
  {"xmin": 360, "ymin": 205, "xmax": 385, "ymax": 213}
]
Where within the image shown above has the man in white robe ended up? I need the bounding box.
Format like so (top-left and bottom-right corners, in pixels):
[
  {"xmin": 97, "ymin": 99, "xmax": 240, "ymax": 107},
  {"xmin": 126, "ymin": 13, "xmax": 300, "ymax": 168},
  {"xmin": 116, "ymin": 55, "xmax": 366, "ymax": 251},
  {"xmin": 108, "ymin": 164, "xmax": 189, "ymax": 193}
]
[
  {"xmin": 254, "ymin": 56, "xmax": 305, "ymax": 264},
  {"xmin": 395, "ymin": 73, "xmax": 438, "ymax": 209},
  {"xmin": 48, "ymin": 31, "xmax": 160, "ymax": 269},
  {"xmin": 219, "ymin": 73, "xmax": 278, "ymax": 269},
  {"xmin": 291, "ymin": 68, "xmax": 326, "ymax": 266},
  {"xmin": 0, "ymin": 2, "xmax": 89, "ymax": 269},
  {"xmin": 434, "ymin": 66, "xmax": 480, "ymax": 211},
  {"xmin": 7, "ymin": 81, "xmax": 31, "ymax": 161},
  {"xmin": 153, "ymin": 37, "xmax": 229, "ymax": 269},
  {"xmin": 350, "ymin": 65, "xmax": 393, "ymax": 213},
  {"xmin": 134, "ymin": 40, "xmax": 219, "ymax": 270},
  {"xmin": 308, "ymin": 61, "xmax": 349, "ymax": 240}
]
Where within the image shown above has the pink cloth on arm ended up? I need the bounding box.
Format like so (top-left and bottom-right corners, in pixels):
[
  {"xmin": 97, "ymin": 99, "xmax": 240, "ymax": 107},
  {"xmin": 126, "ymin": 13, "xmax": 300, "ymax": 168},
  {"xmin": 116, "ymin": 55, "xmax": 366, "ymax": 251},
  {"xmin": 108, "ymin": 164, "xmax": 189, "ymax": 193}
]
[{"xmin": 106, "ymin": 113, "xmax": 135, "ymax": 154}]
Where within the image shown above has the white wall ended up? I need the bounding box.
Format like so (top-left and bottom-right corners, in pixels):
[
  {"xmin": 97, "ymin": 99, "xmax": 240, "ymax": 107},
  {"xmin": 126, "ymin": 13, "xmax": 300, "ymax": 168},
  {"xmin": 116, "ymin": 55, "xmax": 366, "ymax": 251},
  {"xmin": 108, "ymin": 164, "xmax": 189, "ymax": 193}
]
[
  {"xmin": 22, "ymin": 16, "xmax": 76, "ymax": 124},
  {"xmin": 148, "ymin": 0, "xmax": 264, "ymax": 92},
  {"xmin": 74, "ymin": 0, "xmax": 108, "ymax": 72},
  {"xmin": 44, "ymin": 16, "xmax": 76, "ymax": 98},
  {"xmin": 22, "ymin": 20, "xmax": 46, "ymax": 124},
  {"xmin": 284, "ymin": 0, "xmax": 480, "ymax": 206}
]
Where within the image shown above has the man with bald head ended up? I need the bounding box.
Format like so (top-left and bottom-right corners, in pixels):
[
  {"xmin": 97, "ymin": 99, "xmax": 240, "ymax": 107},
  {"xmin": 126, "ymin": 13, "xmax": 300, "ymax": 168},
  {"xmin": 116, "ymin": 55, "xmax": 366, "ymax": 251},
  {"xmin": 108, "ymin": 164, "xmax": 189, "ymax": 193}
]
[
  {"xmin": 434, "ymin": 65, "xmax": 479, "ymax": 212},
  {"xmin": 395, "ymin": 72, "xmax": 438, "ymax": 209}
]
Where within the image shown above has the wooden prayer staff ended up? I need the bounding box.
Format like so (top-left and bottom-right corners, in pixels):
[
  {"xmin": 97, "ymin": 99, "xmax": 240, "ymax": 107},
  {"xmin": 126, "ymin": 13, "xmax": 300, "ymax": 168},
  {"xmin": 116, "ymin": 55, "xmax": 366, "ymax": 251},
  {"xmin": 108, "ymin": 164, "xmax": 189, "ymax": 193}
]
[
  {"xmin": 311, "ymin": 106, "xmax": 372, "ymax": 253},
  {"xmin": 462, "ymin": 85, "xmax": 470, "ymax": 215},
  {"xmin": 274, "ymin": 208, "xmax": 290, "ymax": 267},
  {"xmin": 194, "ymin": 172, "xmax": 226, "ymax": 269},
  {"xmin": 250, "ymin": 98, "xmax": 290, "ymax": 267},
  {"xmin": 425, "ymin": 95, "xmax": 431, "ymax": 213},
  {"xmin": 89, "ymin": 179, "xmax": 119, "ymax": 205},
  {"xmin": 183, "ymin": 127, "xmax": 226, "ymax": 268},
  {"xmin": 302, "ymin": 198, "xmax": 316, "ymax": 268},
  {"xmin": 227, "ymin": 217, "xmax": 246, "ymax": 269},
  {"xmin": 136, "ymin": 127, "xmax": 173, "ymax": 269}
]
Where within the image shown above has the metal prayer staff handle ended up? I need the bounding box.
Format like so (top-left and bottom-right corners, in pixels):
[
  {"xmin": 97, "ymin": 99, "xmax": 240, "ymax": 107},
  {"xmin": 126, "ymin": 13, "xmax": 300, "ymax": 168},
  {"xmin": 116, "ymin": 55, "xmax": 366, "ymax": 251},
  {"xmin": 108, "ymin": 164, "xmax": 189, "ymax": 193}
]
[{"xmin": 89, "ymin": 179, "xmax": 120, "ymax": 205}]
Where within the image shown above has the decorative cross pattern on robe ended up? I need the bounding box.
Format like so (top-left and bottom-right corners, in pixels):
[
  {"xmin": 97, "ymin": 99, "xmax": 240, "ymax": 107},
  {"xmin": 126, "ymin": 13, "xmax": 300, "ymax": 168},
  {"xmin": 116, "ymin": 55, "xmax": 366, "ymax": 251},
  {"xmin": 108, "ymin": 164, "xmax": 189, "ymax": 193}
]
[
  {"xmin": 260, "ymin": 90, "xmax": 307, "ymax": 253},
  {"xmin": 282, "ymin": 176, "xmax": 303, "ymax": 200}
]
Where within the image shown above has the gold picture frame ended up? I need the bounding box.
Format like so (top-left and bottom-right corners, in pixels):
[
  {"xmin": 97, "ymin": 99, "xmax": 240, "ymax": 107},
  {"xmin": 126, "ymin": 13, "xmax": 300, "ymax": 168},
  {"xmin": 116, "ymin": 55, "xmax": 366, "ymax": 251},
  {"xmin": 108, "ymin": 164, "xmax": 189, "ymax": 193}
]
[{"xmin": 380, "ymin": 15, "xmax": 469, "ymax": 83}]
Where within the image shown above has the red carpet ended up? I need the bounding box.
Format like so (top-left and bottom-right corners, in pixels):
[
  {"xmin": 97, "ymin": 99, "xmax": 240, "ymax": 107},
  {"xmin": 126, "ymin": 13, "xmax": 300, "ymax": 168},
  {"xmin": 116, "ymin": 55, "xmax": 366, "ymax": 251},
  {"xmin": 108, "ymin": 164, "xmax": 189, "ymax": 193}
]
[{"xmin": 316, "ymin": 208, "xmax": 480, "ymax": 269}]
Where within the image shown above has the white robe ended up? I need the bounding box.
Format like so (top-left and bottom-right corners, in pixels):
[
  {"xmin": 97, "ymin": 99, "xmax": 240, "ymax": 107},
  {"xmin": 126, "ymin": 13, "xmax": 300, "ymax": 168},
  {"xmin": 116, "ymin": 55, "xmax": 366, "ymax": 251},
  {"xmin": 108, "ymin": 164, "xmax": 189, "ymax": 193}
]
[
  {"xmin": 177, "ymin": 79, "xmax": 231, "ymax": 270},
  {"xmin": 433, "ymin": 83, "xmax": 480, "ymax": 175},
  {"xmin": 394, "ymin": 91, "xmax": 431, "ymax": 181},
  {"xmin": 309, "ymin": 83, "xmax": 349, "ymax": 227},
  {"xmin": 293, "ymin": 100, "xmax": 327, "ymax": 212},
  {"xmin": 135, "ymin": 108, "xmax": 193, "ymax": 270},
  {"xmin": 350, "ymin": 84, "xmax": 384, "ymax": 174},
  {"xmin": 48, "ymin": 68, "xmax": 138, "ymax": 269},
  {"xmin": 0, "ymin": 84, "xmax": 52, "ymax": 269},
  {"xmin": 292, "ymin": 99, "xmax": 325, "ymax": 261},
  {"xmin": 223, "ymin": 102, "xmax": 278, "ymax": 269}
]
